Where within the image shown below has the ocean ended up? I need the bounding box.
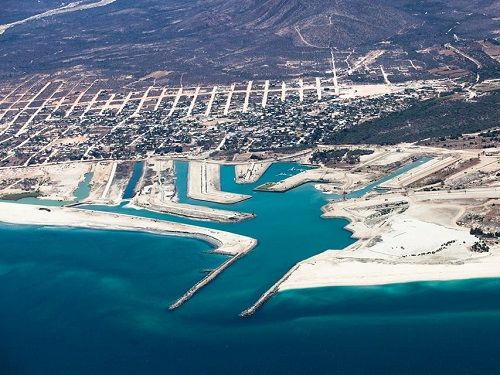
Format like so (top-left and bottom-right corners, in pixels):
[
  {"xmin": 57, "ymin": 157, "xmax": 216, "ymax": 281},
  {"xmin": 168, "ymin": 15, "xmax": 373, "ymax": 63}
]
[{"xmin": 1, "ymin": 160, "xmax": 499, "ymax": 374}]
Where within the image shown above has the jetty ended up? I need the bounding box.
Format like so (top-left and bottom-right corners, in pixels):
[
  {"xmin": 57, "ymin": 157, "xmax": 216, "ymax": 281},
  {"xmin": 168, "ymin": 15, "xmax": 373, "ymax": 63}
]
[
  {"xmin": 170, "ymin": 253, "xmax": 245, "ymax": 310},
  {"xmin": 0, "ymin": 202, "xmax": 257, "ymax": 310},
  {"xmin": 240, "ymin": 264, "xmax": 299, "ymax": 317}
]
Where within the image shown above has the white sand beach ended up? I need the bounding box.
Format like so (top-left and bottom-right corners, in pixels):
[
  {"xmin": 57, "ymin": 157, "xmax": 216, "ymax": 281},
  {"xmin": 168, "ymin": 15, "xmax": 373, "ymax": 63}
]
[
  {"xmin": 279, "ymin": 190, "xmax": 500, "ymax": 291},
  {"xmin": 0, "ymin": 202, "xmax": 256, "ymax": 256}
]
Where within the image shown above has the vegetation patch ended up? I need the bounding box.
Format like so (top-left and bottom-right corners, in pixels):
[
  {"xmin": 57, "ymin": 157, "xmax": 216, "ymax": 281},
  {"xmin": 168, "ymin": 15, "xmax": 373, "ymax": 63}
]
[{"xmin": 325, "ymin": 92, "xmax": 500, "ymax": 145}]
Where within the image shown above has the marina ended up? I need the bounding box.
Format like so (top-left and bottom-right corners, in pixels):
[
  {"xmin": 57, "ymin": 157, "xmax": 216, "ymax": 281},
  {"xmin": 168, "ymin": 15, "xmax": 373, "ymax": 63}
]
[{"xmin": 1, "ymin": 160, "xmax": 500, "ymax": 373}]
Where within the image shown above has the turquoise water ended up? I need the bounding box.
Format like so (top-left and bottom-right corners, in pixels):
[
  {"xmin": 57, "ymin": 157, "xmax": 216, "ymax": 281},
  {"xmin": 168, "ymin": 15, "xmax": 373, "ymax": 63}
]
[
  {"xmin": 1, "ymin": 160, "xmax": 500, "ymax": 374},
  {"xmin": 1, "ymin": 171, "xmax": 94, "ymax": 206},
  {"xmin": 123, "ymin": 161, "xmax": 144, "ymax": 200},
  {"xmin": 73, "ymin": 171, "xmax": 94, "ymax": 202}
]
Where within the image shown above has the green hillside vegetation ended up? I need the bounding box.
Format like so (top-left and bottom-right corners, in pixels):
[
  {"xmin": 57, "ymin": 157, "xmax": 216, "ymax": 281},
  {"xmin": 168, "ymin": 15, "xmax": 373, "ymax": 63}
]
[{"xmin": 325, "ymin": 92, "xmax": 499, "ymax": 145}]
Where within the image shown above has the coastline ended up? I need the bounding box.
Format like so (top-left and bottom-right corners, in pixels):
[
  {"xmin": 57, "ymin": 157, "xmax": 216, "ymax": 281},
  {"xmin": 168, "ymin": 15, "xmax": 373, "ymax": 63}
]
[
  {"xmin": 0, "ymin": 201, "xmax": 258, "ymax": 309},
  {"xmin": 0, "ymin": 202, "xmax": 256, "ymax": 256},
  {"xmin": 280, "ymin": 192, "xmax": 500, "ymax": 291},
  {"xmin": 241, "ymin": 186, "xmax": 500, "ymax": 315},
  {"xmin": 278, "ymin": 253, "xmax": 500, "ymax": 291}
]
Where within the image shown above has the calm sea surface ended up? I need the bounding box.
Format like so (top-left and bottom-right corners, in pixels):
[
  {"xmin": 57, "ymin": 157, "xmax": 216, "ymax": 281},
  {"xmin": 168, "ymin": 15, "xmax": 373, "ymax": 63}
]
[{"xmin": 1, "ymin": 160, "xmax": 500, "ymax": 374}]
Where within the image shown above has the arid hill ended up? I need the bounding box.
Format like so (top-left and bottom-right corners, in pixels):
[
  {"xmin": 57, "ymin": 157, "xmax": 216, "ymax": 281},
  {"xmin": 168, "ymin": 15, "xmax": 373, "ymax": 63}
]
[{"xmin": 0, "ymin": 0, "xmax": 498, "ymax": 83}]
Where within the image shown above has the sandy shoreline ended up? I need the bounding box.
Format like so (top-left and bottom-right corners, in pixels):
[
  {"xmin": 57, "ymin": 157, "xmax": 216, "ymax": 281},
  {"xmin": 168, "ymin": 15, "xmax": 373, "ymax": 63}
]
[
  {"xmin": 278, "ymin": 253, "xmax": 500, "ymax": 291},
  {"xmin": 0, "ymin": 201, "xmax": 259, "ymax": 309},
  {"xmin": 279, "ymin": 188, "xmax": 500, "ymax": 291},
  {"xmin": 0, "ymin": 202, "xmax": 257, "ymax": 256}
]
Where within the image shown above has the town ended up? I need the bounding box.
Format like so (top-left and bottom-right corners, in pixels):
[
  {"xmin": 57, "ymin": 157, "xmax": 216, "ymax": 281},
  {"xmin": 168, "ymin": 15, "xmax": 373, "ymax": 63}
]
[{"xmin": 0, "ymin": 72, "xmax": 468, "ymax": 167}]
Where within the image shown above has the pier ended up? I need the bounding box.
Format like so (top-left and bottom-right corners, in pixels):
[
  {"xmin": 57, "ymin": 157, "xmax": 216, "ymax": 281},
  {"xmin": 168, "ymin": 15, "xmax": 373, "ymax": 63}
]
[
  {"xmin": 240, "ymin": 264, "xmax": 299, "ymax": 317},
  {"xmin": 169, "ymin": 253, "xmax": 244, "ymax": 310}
]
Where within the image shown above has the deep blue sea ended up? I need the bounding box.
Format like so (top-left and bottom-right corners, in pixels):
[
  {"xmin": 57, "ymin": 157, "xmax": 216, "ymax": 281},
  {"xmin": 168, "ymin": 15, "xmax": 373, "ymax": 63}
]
[{"xmin": 1, "ymin": 160, "xmax": 500, "ymax": 374}]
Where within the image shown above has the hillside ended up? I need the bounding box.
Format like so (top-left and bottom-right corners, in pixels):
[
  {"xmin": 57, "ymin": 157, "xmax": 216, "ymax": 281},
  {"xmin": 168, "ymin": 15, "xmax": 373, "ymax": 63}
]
[{"xmin": 0, "ymin": 0, "xmax": 498, "ymax": 83}]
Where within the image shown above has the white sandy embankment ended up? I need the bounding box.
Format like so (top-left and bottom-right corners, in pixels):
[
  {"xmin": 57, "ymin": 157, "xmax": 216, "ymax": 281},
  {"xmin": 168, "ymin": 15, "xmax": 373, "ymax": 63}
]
[
  {"xmin": 0, "ymin": 202, "xmax": 256, "ymax": 256},
  {"xmin": 0, "ymin": 201, "xmax": 258, "ymax": 309},
  {"xmin": 0, "ymin": 162, "xmax": 91, "ymax": 201},
  {"xmin": 84, "ymin": 161, "xmax": 129, "ymax": 205},
  {"xmin": 128, "ymin": 200, "xmax": 254, "ymax": 223},
  {"xmin": 132, "ymin": 159, "xmax": 254, "ymax": 223},
  {"xmin": 235, "ymin": 162, "xmax": 271, "ymax": 184},
  {"xmin": 256, "ymin": 167, "xmax": 371, "ymax": 193},
  {"xmin": 188, "ymin": 161, "xmax": 251, "ymax": 204},
  {"xmin": 279, "ymin": 192, "xmax": 500, "ymax": 291},
  {"xmin": 378, "ymin": 155, "xmax": 459, "ymax": 189}
]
